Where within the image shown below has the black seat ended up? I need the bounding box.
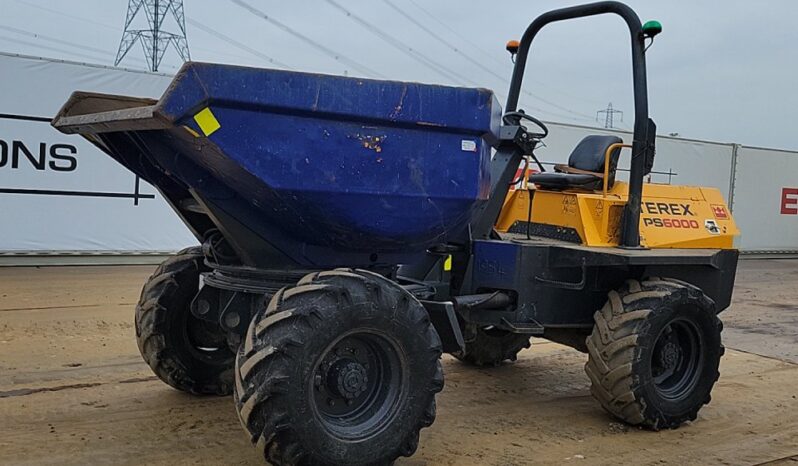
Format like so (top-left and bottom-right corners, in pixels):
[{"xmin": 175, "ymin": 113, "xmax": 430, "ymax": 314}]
[{"xmin": 529, "ymin": 135, "xmax": 623, "ymax": 191}]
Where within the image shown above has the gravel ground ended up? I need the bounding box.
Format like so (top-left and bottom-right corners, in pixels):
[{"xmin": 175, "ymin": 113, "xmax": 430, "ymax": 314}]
[{"xmin": 0, "ymin": 259, "xmax": 796, "ymax": 465}]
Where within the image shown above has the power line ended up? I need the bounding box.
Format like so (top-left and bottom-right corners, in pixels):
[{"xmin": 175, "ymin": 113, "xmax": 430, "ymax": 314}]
[
  {"xmin": 229, "ymin": 0, "xmax": 386, "ymax": 79},
  {"xmin": 325, "ymin": 0, "xmax": 478, "ymax": 86},
  {"xmin": 11, "ymin": 0, "xmax": 118, "ymax": 31},
  {"xmin": 190, "ymin": 44, "xmax": 275, "ymax": 65},
  {"xmin": 0, "ymin": 31, "xmax": 169, "ymax": 71},
  {"xmin": 2, "ymin": 2, "xmax": 152, "ymax": 68},
  {"xmin": 9, "ymin": 0, "xmax": 269, "ymax": 69},
  {"xmin": 0, "ymin": 24, "xmax": 178, "ymax": 71},
  {"xmin": 381, "ymin": 0, "xmax": 509, "ymax": 84},
  {"xmin": 0, "ymin": 34, "xmax": 113, "ymax": 64},
  {"xmin": 520, "ymin": 90, "xmax": 599, "ymax": 122},
  {"xmin": 187, "ymin": 18, "xmax": 293, "ymax": 70},
  {"xmin": 377, "ymin": 0, "xmax": 598, "ymax": 122},
  {"xmin": 404, "ymin": 0, "xmax": 599, "ymax": 122},
  {"xmin": 0, "ymin": 24, "xmax": 118, "ymax": 58},
  {"xmin": 405, "ymin": 0, "xmax": 507, "ymax": 69},
  {"xmin": 218, "ymin": 9, "xmax": 581, "ymax": 124},
  {"xmin": 403, "ymin": 0, "xmax": 606, "ymax": 110},
  {"xmin": 198, "ymin": 3, "xmax": 595, "ymax": 124},
  {"xmin": 4, "ymin": 0, "xmax": 159, "ymax": 69},
  {"xmin": 229, "ymin": 0, "xmax": 576, "ymax": 121},
  {"xmin": 5, "ymin": 0, "xmax": 606, "ymax": 126},
  {"xmin": 518, "ymin": 99, "xmax": 595, "ymax": 124}
]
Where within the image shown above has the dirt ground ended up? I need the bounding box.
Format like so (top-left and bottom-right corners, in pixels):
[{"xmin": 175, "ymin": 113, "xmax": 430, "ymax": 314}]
[{"xmin": 0, "ymin": 260, "xmax": 796, "ymax": 465}]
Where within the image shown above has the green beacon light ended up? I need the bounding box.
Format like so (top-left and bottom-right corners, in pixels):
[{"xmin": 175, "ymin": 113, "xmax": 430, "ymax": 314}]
[{"xmin": 642, "ymin": 20, "xmax": 663, "ymax": 38}]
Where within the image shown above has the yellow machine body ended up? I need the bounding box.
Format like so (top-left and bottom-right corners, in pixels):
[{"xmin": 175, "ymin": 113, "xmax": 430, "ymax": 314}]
[{"xmin": 496, "ymin": 181, "xmax": 739, "ymax": 249}]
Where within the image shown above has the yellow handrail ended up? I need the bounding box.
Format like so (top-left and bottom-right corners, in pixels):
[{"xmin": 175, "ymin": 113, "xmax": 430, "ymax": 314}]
[{"xmin": 602, "ymin": 143, "xmax": 633, "ymax": 196}]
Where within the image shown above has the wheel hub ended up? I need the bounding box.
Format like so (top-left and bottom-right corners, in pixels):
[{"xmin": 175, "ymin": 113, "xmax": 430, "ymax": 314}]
[
  {"xmin": 328, "ymin": 359, "xmax": 369, "ymax": 399},
  {"xmin": 651, "ymin": 319, "xmax": 704, "ymax": 401},
  {"xmin": 659, "ymin": 341, "xmax": 682, "ymax": 370},
  {"xmin": 312, "ymin": 332, "xmax": 406, "ymax": 440}
]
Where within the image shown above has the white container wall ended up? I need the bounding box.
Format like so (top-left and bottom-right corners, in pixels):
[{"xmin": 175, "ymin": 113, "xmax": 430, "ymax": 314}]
[
  {"xmin": 0, "ymin": 53, "xmax": 796, "ymax": 254},
  {"xmin": 730, "ymin": 146, "xmax": 798, "ymax": 253},
  {"xmin": 0, "ymin": 53, "xmax": 195, "ymax": 253},
  {"xmin": 539, "ymin": 123, "xmax": 736, "ymax": 201},
  {"xmin": 539, "ymin": 123, "xmax": 798, "ymax": 253}
]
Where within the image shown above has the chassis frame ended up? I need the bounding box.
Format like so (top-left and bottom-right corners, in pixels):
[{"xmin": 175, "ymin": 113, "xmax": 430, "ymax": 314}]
[{"xmin": 182, "ymin": 1, "xmax": 738, "ymax": 355}]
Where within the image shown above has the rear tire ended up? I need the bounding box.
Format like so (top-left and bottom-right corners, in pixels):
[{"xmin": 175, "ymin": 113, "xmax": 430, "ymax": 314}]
[
  {"xmin": 585, "ymin": 278, "xmax": 723, "ymax": 430},
  {"xmin": 454, "ymin": 324, "xmax": 531, "ymax": 367},
  {"xmin": 235, "ymin": 269, "xmax": 443, "ymax": 466},
  {"xmin": 135, "ymin": 247, "xmax": 235, "ymax": 395}
]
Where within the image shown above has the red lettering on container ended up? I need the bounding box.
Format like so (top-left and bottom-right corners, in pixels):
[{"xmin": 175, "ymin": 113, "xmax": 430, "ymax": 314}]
[{"xmin": 782, "ymin": 188, "xmax": 798, "ymax": 215}]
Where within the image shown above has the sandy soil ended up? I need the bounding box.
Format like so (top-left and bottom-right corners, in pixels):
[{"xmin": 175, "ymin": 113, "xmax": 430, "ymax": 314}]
[{"xmin": 0, "ymin": 260, "xmax": 796, "ymax": 465}]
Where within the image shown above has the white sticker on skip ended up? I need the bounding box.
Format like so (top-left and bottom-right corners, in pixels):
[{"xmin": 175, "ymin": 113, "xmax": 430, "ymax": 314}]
[{"xmin": 461, "ymin": 140, "xmax": 477, "ymax": 152}]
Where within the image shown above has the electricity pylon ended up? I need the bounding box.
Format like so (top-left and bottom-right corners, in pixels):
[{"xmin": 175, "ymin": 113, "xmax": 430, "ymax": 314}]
[
  {"xmin": 596, "ymin": 102, "xmax": 623, "ymax": 129},
  {"xmin": 115, "ymin": 0, "xmax": 190, "ymax": 71}
]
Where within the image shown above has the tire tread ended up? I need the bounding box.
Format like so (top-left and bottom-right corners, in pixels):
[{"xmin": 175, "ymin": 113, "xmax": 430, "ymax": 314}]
[
  {"xmin": 135, "ymin": 246, "xmax": 233, "ymax": 396},
  {"xmin": 585, "ymin": 278, "xmax": 722, "ymax": 430},
  {"xmin": 235, "ymin": 268, "xmax": 443, "ymax": 466}
]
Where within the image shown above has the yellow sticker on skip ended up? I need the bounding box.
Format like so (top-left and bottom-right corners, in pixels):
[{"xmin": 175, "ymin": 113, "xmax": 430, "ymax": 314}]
[{"xmin": 193, "ymin": 107, "xmax": 221, "ymax": 136}]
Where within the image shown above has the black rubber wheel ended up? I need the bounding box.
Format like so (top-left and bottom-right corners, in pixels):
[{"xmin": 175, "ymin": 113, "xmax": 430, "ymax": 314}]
[
  {"xmin": 235, "ymin": 269, "xmax": 443, "ymax": 466},
  {"xmin": 585, "ymin": 277, "xmax": 724, "ymax": 430},
  {"xmin": 135, "ymin": 247, "xmax": 235, "ymax": 395},
  {"xmin": 454, "ymin": 324, "xmax": 531, "ymax": 367}
]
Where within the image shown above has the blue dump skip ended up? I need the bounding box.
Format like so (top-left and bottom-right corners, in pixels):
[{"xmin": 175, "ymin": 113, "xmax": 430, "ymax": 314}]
[{"xmin": 55, "ymin": 62, "xmax": 502, "ymax": 266}]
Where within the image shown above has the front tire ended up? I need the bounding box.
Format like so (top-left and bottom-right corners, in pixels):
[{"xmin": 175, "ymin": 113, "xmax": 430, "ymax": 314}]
[
  {"xmin": 585, "ymin": 278, "xmax": 723, "ymax": 430},
  {"xmin": 235, "ymin": 269, "xmax": 443, "ymax": 466},
  {"xmin": 135, "ymin": 247, "xmax": 235, "ymax": 395}
]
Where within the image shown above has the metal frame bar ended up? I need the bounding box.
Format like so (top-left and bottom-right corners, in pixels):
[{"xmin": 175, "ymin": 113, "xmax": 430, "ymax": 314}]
[
  {"xmin": 602, "ymin": 143, "xmax": 632, "ymax": 196},
  {"xmin": 504, "ymin": 1, "xmax": 654, "ymax": 247}
]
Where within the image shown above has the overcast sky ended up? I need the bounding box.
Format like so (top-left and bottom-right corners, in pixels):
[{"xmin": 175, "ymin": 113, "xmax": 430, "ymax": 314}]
[{"xmin": 2, "ymin": 0, "xmax": 796, "ymax": 150}]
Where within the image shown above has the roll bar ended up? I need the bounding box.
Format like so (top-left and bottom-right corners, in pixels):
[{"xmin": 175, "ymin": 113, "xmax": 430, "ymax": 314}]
[{"xmin": 506, "ymin": 1, "xmax": 657, "ymax": 248}]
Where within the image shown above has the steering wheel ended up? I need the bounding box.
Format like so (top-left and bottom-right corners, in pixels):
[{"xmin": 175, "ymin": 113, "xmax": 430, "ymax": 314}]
[{"xmin": 502, "ymin": 111, "xmax": 549, "ymax": 139}]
